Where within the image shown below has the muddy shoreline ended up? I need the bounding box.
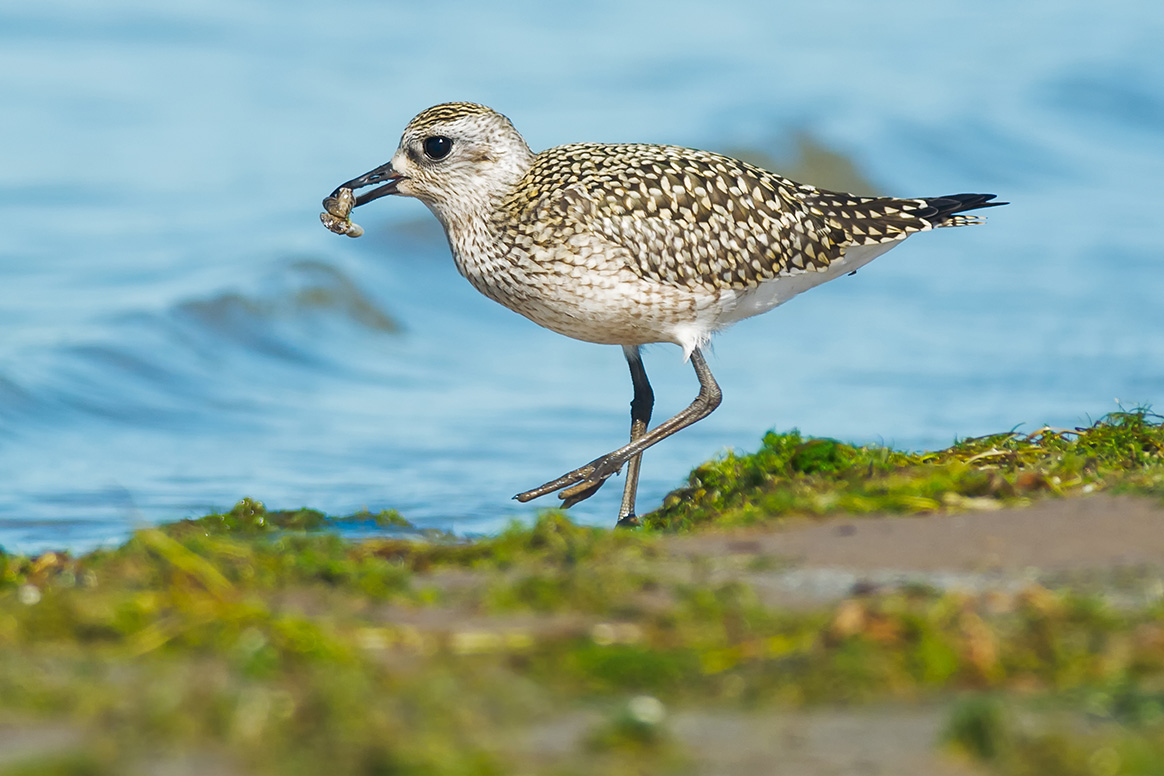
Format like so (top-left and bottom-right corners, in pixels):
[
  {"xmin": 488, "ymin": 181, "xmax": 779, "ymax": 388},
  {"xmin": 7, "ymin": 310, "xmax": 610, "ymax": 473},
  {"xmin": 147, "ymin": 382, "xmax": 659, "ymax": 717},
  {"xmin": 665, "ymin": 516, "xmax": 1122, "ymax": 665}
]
[{"xmin": 1, "ymin": 414, "xmax": 1162, "ymax": 775}]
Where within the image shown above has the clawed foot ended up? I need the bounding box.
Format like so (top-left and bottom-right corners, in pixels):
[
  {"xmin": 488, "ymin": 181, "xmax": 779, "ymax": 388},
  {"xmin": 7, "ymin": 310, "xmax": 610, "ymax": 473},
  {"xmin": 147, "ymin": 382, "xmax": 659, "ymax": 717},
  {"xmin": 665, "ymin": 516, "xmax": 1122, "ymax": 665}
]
[{"xmin": 514, "ymin": 453, "xmax": 626, "ymax": 507}]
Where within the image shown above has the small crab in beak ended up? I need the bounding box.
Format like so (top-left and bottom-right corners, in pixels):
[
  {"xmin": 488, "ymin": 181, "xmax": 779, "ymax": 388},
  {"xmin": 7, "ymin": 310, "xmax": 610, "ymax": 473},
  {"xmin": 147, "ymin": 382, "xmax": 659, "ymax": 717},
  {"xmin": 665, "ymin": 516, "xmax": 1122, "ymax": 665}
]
[{"xmin": 319, "ymin": 161, "xmax": 405, "ymax": 238}]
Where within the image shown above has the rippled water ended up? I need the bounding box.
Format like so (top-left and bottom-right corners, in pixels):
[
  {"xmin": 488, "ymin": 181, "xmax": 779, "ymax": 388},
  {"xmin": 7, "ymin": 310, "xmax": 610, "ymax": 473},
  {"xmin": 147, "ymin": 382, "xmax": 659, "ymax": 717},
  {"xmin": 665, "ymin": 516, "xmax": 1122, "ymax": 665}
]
[{"xmin": 2, "ymin": 0, "xmax": 1162, "ymax": 552}]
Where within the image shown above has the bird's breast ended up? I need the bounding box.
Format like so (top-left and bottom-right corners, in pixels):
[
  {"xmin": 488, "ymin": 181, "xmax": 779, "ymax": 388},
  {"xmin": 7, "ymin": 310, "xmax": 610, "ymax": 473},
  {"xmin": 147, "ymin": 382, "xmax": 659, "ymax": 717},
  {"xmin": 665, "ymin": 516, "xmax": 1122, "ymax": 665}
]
[{"xmin": 443, "ymin": 221, "xmax": 714, "ymax": 347}]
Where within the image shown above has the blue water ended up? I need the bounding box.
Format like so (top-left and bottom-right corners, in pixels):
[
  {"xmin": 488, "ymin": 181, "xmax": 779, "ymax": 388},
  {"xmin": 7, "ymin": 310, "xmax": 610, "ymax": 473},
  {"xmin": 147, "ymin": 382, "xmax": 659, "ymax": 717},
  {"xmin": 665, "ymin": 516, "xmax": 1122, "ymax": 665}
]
[{"xmin": 2, "ymin": 0, "xmax": 1163, "ymax": 553}]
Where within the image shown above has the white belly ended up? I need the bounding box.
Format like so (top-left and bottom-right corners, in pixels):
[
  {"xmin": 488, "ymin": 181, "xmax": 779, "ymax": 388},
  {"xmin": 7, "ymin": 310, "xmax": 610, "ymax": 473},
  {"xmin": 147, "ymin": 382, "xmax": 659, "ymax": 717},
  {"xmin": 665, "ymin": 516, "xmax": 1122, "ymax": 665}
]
[{"xmin": 712, "ymin": 240, "xmax": 904, "ymax": 330}]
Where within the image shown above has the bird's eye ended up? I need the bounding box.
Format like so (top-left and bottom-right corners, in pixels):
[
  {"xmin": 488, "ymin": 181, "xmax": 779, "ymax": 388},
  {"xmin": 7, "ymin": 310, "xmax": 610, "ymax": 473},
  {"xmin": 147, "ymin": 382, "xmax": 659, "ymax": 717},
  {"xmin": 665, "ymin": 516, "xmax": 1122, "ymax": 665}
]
[{"xmin": 423, "ymin": 136, "xmax": 452, "ymax": 160}]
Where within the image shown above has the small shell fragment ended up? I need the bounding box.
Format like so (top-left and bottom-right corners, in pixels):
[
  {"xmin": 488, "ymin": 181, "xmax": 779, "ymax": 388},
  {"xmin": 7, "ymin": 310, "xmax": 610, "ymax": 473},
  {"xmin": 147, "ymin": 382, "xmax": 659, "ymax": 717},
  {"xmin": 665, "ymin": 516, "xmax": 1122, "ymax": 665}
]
[{"xmin": 319, "ymin": 187, "xmax": 364, "ymax": 238}]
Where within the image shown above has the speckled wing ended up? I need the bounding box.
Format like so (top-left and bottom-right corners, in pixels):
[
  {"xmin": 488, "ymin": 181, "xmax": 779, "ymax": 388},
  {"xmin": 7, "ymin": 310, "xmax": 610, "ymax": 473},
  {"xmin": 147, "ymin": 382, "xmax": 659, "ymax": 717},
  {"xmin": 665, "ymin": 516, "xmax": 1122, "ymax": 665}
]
[{"xmin": 504, "ymin": 143, "xmax": 849, "ymax": 292}]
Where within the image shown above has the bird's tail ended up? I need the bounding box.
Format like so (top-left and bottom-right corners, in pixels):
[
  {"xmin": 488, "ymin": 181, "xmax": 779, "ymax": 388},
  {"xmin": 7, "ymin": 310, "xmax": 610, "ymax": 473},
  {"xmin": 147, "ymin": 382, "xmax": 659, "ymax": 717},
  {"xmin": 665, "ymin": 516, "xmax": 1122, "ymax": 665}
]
[
  {"xmin": 915, "ymin": 193, "xmax": 1007, "ymax": 227},
  {"xmin": 805, "ymin": 191, "xmax": 1006, "ymax": 246}
]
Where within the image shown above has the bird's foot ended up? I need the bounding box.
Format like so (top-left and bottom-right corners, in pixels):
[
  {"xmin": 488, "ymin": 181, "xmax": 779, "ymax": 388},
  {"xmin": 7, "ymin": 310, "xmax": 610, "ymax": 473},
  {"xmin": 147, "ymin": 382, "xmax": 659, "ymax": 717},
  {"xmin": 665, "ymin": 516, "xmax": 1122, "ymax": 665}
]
[
  {"xmin": 615, "ymin": 513, "xmax": 642, "ymax": 529},
  {"xmin": 514, "ymin": 453, "xmax": 626, "ymax": 507}
]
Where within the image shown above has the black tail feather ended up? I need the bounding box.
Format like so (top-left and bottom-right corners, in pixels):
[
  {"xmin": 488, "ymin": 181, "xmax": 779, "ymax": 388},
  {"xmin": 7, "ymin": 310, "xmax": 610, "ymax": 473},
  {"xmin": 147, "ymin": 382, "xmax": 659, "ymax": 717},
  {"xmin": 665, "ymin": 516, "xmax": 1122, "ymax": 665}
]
[{"xmin": 918, "ymin": 193, "xmax": 1007, "ymax": 223}]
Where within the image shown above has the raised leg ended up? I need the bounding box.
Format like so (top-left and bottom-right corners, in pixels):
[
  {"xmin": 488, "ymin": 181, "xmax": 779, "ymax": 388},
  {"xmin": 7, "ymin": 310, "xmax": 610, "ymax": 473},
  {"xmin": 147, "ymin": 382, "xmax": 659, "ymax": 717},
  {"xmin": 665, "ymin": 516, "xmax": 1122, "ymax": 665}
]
[
  {"xmin": 618, "ymin": 345, "xmax": 654, "ymax": 527},
  {"xmin": 515, "ymin": 347, "xmax": 722, "ymax": 516}
]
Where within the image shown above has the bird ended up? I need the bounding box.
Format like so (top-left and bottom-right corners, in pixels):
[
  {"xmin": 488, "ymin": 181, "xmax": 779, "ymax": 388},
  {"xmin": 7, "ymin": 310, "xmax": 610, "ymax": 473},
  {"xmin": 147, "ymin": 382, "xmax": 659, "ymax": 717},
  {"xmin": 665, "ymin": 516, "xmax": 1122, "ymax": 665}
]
[{"xmin": 321, "ymin": 102, "xmax": 1004, "ymax": 526}]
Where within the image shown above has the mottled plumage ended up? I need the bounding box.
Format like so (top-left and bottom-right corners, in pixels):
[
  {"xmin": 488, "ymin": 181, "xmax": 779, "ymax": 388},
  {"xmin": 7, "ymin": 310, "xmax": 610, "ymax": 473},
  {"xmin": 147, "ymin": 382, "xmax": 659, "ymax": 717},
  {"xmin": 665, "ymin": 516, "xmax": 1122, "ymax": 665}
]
[{"xmin": 323, "ymin": 102, "xmax": 1004, "ymax": 524}]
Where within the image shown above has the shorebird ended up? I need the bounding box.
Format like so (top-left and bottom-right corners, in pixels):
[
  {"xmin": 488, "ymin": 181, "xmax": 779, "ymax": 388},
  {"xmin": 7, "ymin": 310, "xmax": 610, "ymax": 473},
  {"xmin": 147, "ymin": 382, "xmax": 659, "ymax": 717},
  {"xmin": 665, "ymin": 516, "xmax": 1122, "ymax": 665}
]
[{"xmin": 321, "ymin": 102, "xmax": 1004, "ymax": 526}]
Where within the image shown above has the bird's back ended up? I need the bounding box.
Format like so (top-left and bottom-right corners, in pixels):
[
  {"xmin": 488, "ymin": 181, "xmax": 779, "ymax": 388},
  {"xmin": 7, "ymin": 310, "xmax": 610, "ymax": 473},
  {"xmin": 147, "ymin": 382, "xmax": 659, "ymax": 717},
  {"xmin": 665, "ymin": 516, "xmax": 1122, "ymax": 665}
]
[
  {"xmin": 497, "ymin": 142, "xmax": 997, "ymax": 294},
  {"xmin": 473, "ymin": 141, "xmax": 1003, "ymax": 351}
]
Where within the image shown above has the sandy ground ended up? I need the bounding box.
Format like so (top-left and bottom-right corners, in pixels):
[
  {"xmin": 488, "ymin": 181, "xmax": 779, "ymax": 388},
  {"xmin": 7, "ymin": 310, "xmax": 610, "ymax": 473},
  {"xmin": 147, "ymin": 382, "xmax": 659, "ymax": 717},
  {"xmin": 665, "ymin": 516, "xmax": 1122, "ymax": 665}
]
[
  {"xmin": 673, "ymin": 494, "xmax": 1164, "ymax": 573},
  {"xmin": 643, "ymin": 494, "xmax": 1164, "ymax": 775},
  {"xmin": 480, "ymin": 494, "xmax": 1164, "ymax": 775},
  {"xmin": 513, "ymin": 704, "xmax": 982, "ymax": 776},
  {"xmin": 667, "ymin": 494, "xmax": 1164, "ymax": 608}
]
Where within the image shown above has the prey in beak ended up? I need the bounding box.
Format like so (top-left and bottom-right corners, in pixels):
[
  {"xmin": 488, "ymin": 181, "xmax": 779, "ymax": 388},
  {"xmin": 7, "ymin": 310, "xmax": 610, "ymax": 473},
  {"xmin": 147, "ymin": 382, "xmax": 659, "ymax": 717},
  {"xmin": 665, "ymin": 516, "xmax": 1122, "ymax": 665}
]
[{"xmin": 319, "ymin": 161, "xmax": 404, "ymax": 238}]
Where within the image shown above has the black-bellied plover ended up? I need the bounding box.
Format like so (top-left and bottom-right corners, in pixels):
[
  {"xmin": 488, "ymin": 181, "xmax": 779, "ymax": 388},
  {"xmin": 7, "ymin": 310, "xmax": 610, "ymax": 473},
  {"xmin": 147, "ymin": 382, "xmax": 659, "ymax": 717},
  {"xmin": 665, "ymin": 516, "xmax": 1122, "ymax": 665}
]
[{"xmin": 321, "ymin": 102, "xmax": 1004, "ymax": 526}]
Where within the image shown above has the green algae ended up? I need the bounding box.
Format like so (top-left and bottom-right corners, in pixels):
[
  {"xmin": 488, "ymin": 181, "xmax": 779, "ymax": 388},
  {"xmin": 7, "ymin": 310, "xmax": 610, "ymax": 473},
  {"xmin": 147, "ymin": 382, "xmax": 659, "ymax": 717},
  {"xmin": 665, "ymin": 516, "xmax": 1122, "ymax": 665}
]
[
  {"xmin": 946, "ymin": 687, "xmax": 1164, "ymax": 775},
  {"xmin": 0, "ymin": 412, "xmax": 1162, "ymax": 774},
  {"xmin": 3, "ymin": 551, "xmax": 1161, "ymax": 775},
  {"xmin": 2, "ymin": 529, "xmax": 1162, "ymax": 774},
  {"xmin": 647, "ymin": 410, "xmax": 1164, "ymax": 530},
  {"xmin": 166, "ymin": 498, "xmax": 410, "ymax": 535}
]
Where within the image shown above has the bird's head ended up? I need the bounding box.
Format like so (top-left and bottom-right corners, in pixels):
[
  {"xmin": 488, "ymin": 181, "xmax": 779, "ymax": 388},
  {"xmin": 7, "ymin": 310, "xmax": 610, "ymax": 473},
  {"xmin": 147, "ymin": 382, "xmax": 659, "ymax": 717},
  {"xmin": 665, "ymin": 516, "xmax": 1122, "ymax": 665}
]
[{"xmin": 326, "ymin": 102, "xmax": 535, "ymax": 228}]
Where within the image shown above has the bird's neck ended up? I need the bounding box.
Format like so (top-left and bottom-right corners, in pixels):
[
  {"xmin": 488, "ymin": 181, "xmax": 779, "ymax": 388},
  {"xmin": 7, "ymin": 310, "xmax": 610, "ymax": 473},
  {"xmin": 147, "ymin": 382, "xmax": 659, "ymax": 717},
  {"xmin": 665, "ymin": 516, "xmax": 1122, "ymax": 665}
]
[
  {"xmin": 429, "ymin": 146, "xmax": 537, "ymax": 302},
  {"xmin": 428, "ymin": 145, "xmax": 533, "ymax": 239},
  {"xmin": 436, "ymin": 200, "xmax": 520, "ymax": 305}
]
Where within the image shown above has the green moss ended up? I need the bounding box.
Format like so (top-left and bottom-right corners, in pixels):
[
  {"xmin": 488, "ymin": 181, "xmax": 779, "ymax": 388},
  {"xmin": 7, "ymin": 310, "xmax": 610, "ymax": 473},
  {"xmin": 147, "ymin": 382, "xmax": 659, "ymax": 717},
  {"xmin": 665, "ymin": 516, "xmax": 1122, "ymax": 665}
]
[
  {"xmin": 946, "ymin": 687, "xmax": 1164, "ymax": 776},
  {"xmin": 0, "ymin": 411, "xmax": 1162, "ymax": 773},
  {"xmin": 163, "ymin": 498, "xmax": 413, "ymax": 536},
  {"xmin": 1, "ymin": 537, "xmax": 1161, "ymax": 774},
  {"xmin": 648, "ymin": 410, "xmax": 1164, "ymax": 529},
  {"xmin": 0, "ymin": 753, "xmax": 107, "ymax": 776},
  {"xmin": 944, "ymin": 695, "xmax": 1013, "ymax": 762},
  {"xmin": 583, "ymin": 695, "xmax": 683, "ymax": 773}
]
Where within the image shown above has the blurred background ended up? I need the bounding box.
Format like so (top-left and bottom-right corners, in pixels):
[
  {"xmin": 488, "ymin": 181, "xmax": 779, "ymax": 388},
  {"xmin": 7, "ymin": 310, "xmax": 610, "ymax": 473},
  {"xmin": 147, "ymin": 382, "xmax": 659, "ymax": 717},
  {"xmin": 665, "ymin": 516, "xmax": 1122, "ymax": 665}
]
[{"xmin": 1, "ymin": 0, "xmax": 1161, "ymax": 553}]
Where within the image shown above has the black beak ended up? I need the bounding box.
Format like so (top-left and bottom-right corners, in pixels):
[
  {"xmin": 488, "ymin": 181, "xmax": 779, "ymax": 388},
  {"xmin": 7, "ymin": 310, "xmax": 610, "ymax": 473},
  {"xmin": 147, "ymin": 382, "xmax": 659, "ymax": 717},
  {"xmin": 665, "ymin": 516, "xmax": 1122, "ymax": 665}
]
[{"xmin": 325, "ymin": 161, "xmax": 404, "ymax": 209}]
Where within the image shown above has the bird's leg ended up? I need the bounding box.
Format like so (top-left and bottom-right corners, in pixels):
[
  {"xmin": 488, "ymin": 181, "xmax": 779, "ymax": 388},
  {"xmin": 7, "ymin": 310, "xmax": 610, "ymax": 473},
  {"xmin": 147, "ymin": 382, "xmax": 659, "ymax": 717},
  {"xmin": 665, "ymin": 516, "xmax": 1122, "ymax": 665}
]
[
  {"xmin": 617, "ymin": 346, "xmax": 654, "ymax": 527},
  {"xmin": 515, "ymin": 347, "xmax": 721, "ymax": 512}
]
